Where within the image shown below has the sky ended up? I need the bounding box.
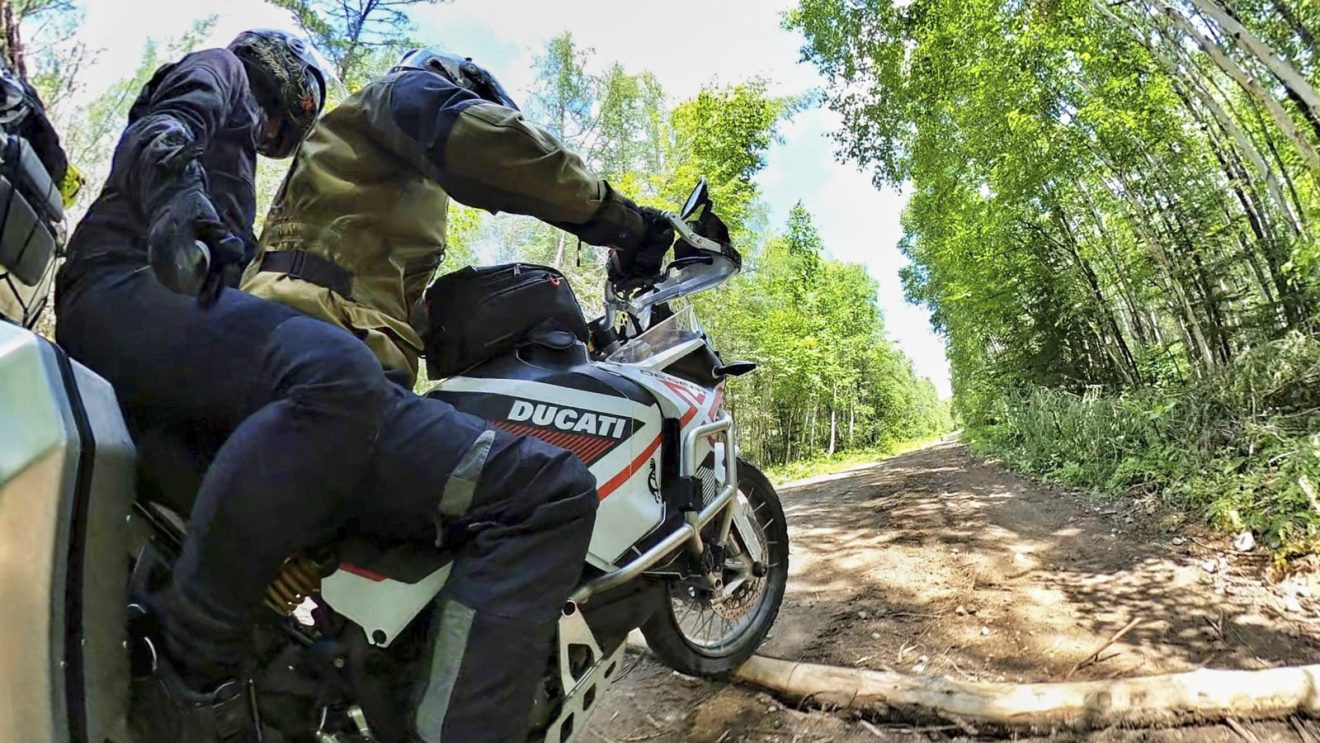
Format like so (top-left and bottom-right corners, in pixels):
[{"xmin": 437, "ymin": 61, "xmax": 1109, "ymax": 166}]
[{"xmin": 66, "ymin": 0, "xmax": 951, "ymax": 397}]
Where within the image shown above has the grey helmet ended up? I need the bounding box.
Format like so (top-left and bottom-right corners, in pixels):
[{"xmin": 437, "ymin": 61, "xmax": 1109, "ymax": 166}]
[{"xmin": 394, "ymin": 48, "xmax": 519, "ymax": 111}]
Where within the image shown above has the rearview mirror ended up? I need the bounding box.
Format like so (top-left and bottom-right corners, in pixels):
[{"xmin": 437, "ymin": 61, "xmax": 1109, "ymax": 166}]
[{"xmin": 680, "ymin": 178, "xmax": 709, "ymax": 220}]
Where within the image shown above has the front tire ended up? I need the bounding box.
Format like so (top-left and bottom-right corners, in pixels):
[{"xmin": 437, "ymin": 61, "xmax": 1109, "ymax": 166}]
[{"xmin": 641, "ymin": 460, "xmax": 788, "ymax": 678}]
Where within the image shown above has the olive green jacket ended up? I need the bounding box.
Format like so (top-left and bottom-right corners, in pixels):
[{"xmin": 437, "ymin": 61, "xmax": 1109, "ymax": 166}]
[{"xmin": 243, "ymin": 67, "xmax": 646, "ymax": 384}]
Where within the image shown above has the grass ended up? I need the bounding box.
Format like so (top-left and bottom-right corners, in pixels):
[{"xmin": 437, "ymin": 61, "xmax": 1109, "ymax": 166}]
[
  {"xmin": 966, "ymin": 332, "xmax": 1320, "ymax": 562},
  {"xmin": 763, "ymin": 435, "xmax": 948, "ymax": 485}
]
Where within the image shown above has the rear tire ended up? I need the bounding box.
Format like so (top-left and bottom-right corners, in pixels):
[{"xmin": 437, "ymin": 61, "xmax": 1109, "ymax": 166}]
[{"xmin": 640, "ymin": 460, "xmax": 788, "ymax": 678}]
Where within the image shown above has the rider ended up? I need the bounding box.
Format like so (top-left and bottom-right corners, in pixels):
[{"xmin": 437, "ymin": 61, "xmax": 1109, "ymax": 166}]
[
  {"xmin": 54, "ymin": 30, "xmax": 344, "ymax": 740},
  {"xmin": 235, "ymin": 48, "xmax": 674, "ymax": 741},
  {"xmin": 244, "ymin": 48, "xmax": 673, "ymax": 382}
]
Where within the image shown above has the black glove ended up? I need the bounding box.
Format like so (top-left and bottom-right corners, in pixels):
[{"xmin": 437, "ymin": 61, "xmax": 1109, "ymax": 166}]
[
  {"xmin": 147, "ymin": 187, "xmax": 246, "ymax": 306},
  {"xmin": 608, "ymin": 207, "xmax": 674, "ymax": 290}
]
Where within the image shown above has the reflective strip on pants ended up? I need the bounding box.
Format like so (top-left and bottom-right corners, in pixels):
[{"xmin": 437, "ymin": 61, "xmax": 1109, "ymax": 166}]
[
  {"xmin": 414, "ymin": 598, "xmax": 477, "ymax": 742},
  {"xmin": 438, "ymin": 430, "xmax": 495, "ymax": 519}
]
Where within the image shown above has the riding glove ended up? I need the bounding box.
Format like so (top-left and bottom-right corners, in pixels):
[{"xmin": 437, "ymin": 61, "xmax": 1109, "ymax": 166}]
[
  {"xmin": 608, "ymin": 206, "xmax": 674, "ymax": 289},
  {"xmin": 147, "ymin": 186, "xmax": 246, "ymax": 306}
]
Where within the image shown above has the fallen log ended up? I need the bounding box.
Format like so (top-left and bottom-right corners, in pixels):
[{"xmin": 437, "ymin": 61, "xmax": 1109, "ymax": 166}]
[{"xmin": 734, "ymin": 655, "xmax": 1320, "ymax": 731}]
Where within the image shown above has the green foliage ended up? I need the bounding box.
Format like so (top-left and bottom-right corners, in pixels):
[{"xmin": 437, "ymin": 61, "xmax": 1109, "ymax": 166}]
[
  {"xmin": 456, "ymin": 32, "xmax": 951, "ymax": 466},
  {"xmin": 269, "ymin": 0, "xmax": 442, "ymax": 88},
  {"xmin": 791, "ymin": 0, "xmax": 1320, "ymax": 555},
  {"xmin": 973, "ymin": 333, "xmax": 1320, "ymax": 556},
  {"xmin": 699, "ymin": 206, "xmax": 952, "ymax": 465}
]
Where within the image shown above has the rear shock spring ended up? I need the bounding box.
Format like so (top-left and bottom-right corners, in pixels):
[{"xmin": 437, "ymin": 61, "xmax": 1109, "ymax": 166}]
[{"xmin": 264, "ymin": 556, "xmax": 322, "ymax": 616}]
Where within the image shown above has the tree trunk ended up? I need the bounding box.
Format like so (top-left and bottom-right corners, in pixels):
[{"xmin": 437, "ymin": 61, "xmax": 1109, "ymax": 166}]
[
  {"xmin": 848, "ymin": 398, "xmax": 856, "ymax": 448},
  {"xmin": 0, "ymin": 1, "xmax": 26, "ymax": 77},
  {"xmin": 1270, "ymin": 0, "xmax": 1316, "ymax": 56},
  {"xmin": 1139, "ymin": 10, "xmax": 1307, "ymax": 235},
  {"xmin": 1047, "ymin": 203, "xmax": 1141, "ymax": 384},
  {"xmin": 1097, "ymin": 162, "xmax": 1216, "ymax": 371},
  {"xmin": 1184, "ymin": 0, "xmax": 1320, "ymax": 132},
  {"xmin": 783, "ymin": 411, "xmax": 793, "ymax": 465},
  {"xmin": 828, "ymin": 397, "xmax": 838, "ymax": 457},
  {"xmin": 737, "ymin": 656, "xmax": 1320, "ymax": 731},
  {"xmin": 1148, "ymin": 0, "xmax": 1320, "ymax": 172},
  {"xmin": 1237, "ymin": 91, "xmax": 1312, "ymax": 240},
  {"xmin": 806, "ymin": 405, "xmax": 816, "ymax": 457},
  {"xmin": 1076, "ymin": 185, "xmax": 1153, "ymax": 347},
  {"xmin": 553, "ymin": 231, "xmax": 567, "ymax": 271}
]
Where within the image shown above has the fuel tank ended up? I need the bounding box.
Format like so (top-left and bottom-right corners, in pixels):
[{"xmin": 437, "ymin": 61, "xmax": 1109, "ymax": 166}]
[{"xmin": 426, "ymin": 342, "xmax": 666, "ymax": 568}]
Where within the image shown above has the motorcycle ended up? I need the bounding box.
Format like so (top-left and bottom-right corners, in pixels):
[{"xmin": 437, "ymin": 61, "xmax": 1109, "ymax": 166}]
[{"xmin": 0, "ymin": 173, "xmax": 789, "ymax": 742}]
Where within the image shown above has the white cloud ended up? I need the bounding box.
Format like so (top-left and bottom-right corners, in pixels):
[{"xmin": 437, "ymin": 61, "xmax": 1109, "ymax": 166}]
[
  {"xmin": 416, "ymin": 0, "xmax": 818, "ymax": 101},
  {"xmin": 72, "ymin": 0, "xmax": 295, "ymax": 101}
]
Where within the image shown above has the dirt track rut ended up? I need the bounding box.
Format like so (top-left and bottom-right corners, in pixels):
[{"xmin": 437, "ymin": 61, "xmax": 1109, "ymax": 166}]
[{"xmin": 590, "ymin": 441, "xmax": 1320, "ymax": 742}]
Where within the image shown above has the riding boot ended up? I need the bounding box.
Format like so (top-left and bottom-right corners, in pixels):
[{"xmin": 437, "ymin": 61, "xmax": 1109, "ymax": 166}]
[
  {"xmin": 144, "ymin": 577, "xmax": 252, "ymax": 690},
  {"xmin": 129, "ymin": 642, "xmax": 260, "ymax": 743}
]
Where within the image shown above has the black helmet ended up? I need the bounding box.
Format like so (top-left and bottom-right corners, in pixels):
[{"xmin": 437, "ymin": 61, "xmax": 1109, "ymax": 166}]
[
  {"xmin": 228, "ymin": 29, "xmax": 327, "ymax": 158},
  {"xmin": 394, "ymin": 48, "xmax": 519, "ymax": 111}
]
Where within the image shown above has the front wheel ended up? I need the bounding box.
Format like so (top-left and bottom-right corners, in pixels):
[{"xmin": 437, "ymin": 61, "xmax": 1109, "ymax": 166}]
[{"xmin": 641, "ymin": 460, "xmax": 788, "ymax": 678}]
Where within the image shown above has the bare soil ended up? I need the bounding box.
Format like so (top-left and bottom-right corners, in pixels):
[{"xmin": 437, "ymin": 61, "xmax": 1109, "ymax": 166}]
[{"xmin": 589, "ymin": 440, "xmax": 1320, "ymax": 742}]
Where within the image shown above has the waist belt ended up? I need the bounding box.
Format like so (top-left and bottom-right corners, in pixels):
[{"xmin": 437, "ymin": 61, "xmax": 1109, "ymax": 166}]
[{"xmin": 259, "ymin": 250, "xmax": 354, "ymax": 299}]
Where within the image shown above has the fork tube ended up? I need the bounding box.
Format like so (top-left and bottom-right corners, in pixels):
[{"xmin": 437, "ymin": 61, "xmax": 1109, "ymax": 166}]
[{"xmin": 684, "ymin": 512, "xmax": 705, "ymax": 557}]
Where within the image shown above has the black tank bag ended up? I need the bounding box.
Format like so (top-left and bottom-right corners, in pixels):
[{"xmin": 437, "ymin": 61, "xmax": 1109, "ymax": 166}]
[{"xmin": 423, "ymin": 263, "xmax": 588, "ymax": 379}]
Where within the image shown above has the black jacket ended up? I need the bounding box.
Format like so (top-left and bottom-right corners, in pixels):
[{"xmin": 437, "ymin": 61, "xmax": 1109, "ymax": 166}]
[{"xmin": 60, "ymin": 49, "xmax": 262, "ymax": 289}]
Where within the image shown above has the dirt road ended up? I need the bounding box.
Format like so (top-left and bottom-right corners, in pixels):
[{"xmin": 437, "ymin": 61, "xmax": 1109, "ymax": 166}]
[{"xmin": 590, "ymin": 441, "xmax": 1320, "ymax": 742}]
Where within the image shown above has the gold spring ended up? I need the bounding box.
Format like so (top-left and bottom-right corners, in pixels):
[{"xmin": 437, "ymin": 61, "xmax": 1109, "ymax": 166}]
[{"xmin": 263, "ymin": 556, "xmax": 322, "ymax": 616}]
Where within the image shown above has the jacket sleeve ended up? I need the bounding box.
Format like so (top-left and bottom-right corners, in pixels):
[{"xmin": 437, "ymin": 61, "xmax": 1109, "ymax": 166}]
[
  {"xmin": 108, "ymin": 49, "xmax": 255, "ymax": 220},
  {"xmin": 375, "ymin": 69, "xmax": 647, "ymax": 250}
]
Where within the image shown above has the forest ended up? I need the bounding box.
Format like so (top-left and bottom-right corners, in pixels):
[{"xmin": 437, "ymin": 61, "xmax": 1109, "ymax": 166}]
[
  {"xmin": 792, "ymin": 0, "xmax": 1320, "ymax": 558},
  {"xmin": 5, "ymin": 0, "xmax": 950, "ymax": 473},
  {"xmin": 11, "ymin": 0, "xmax": 1320, "ymax": 557}
]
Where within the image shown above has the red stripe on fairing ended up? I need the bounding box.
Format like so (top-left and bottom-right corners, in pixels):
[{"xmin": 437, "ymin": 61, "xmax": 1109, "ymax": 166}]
[
  {"xmin": 663, "ymin": 379, "xmax": 706, "ymax": 407},
  {"xmin": 597, "ymin": 434, "xmax": 662, "ymax": 500},
  {"xmin": 492, "ymin": 420, "xmax": 616, "ymax": 466},
  {"xmin": 339, "ymin": 563, "xmax": 388, "ymax": 582},
  {"xmin": 710, "ymin": 388, "xmax": 725, "ymax": 417},
  {"xmin": 662, "ymin": 378, "xmax": 705, "ymax": 427},
  {"xmin": 585, "ymin": 438, "xmax": 613, "ymax": 461}
]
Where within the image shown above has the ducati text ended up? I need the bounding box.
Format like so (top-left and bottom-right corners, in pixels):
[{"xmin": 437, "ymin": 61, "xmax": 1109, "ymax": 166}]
[{"xmin": 508, "ymin": 399, "xmax": 629, "ymax": 439}]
